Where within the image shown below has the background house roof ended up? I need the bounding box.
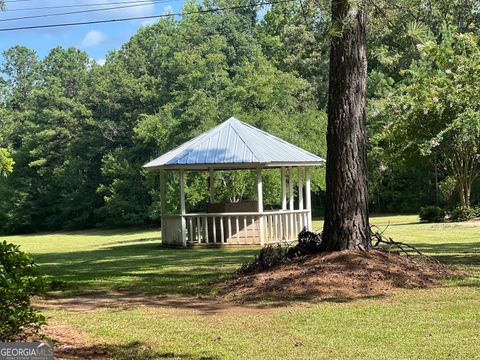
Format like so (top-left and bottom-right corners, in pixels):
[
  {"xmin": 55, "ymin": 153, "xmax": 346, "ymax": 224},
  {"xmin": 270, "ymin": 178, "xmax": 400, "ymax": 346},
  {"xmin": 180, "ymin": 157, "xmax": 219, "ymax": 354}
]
[{"xmin": 143, "ymin": 117, "xmax": 325, "ymax": 170}]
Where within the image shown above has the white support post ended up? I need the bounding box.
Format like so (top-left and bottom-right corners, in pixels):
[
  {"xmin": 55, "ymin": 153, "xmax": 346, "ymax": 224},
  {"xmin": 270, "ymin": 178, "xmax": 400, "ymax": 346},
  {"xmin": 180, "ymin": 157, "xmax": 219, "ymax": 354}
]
[
  {"xmin": 159, "ymin": 170, "xmax": 166, "ymax": 242},
  {"xmin": 298, "ymin": 168, "xmax": 303, "ymax": 210},
  {"xmin": 213, "ymin": 216, "xmax": 217, "ymax": 244},
  {"xmin": 288, "ymin": 167, "xmax": 294, "ymax": 210},
  {"xmin": 288, "ymin": 167, "xmax": 294, "ymax": 239},
  {"xmin": 281, "ymin": 167, "xmax": 287, "ymax": 210},
  {"xmin": 209, "ymin": 168, "xmax": 215, "ymax": 203},
  {"xmin": 257, "ymin": 168, "xmax": 265, "ymax": 246},
  {"xmin": 305, "ymin": 167, "xmax": 312, "ymax": 230},
  {"xmin": 204, "ymin": 216, "xmax": 209, "ymax": 244},
  {"xmin": 179, "ymin": 169, "xmax": 187, "ymax": 247},
  {"xmin": 243, "ymin": 216, "xmax": 248, "ymax": 244}
]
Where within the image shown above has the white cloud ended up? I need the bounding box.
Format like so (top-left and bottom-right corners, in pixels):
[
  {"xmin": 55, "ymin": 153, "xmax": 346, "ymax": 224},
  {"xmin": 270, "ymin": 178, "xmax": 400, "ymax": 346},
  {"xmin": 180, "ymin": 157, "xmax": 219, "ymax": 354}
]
[
  {"xmin": 1, "ymin": 0, "xmax": 156, "ymax": 37},
  {"xmin": 96, "ymin": 58, "xmax": 106, "ymax": 66},
  {"xmin": 163, "ymin": 5, "xmax": 173, "ymax": 15},
  {"xmin": 81, "ymin": 30, "xmax": 106, "ymax": 47},
  {"xmin": 141, "ymin": 5, "xmax": 173, "ymax": 27}
]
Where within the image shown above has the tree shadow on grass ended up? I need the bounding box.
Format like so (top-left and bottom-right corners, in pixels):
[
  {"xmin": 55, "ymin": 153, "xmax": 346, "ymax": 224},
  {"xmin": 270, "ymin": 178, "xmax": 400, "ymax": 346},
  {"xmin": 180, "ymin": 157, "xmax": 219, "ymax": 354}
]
[
  {"xmin": 412, "ymin": 242, "xmax": 480, "ymax": 267},
  {"xmin": 35, "ymin": 239, "xmax": 257, "ymax": 296},
  {"xmin": 33, "ymin": 234, "xmax": 480, "ymax": 309},
  {"xmin": 410, "ymin": 241, "xmax": 480, "ymax": 289},
  {"xmin": 55, "ymin": 340, "xmax": 220, "ymax": 360},
  {"xmin": 16, "ymin": 227, "xmax": 162, "ymax": 239}
]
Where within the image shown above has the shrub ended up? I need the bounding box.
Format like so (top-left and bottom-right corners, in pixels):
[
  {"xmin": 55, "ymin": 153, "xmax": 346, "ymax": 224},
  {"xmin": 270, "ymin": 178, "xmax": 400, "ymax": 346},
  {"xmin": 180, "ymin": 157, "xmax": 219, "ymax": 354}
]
[
  {"xmin": 286, "ymin": 228, "xmax": 325, "ymax": 258},
  {"xmin": 238, "ymin": 229, "xmax": 325, "ymax": 274},
  {"xmin": 419, "ymin": 206, "xmax": 446, "ymax": 223},
  {"xmin": 0, "ymin": 241, "xmax": 47, "ymax": 341},
  {"xmin": 449, "ymin": 207, "xmax": 480, "ymax": 222},
  {"xmin": 237, "ymin": 244, "xmax": 285, "ymax": 274}
]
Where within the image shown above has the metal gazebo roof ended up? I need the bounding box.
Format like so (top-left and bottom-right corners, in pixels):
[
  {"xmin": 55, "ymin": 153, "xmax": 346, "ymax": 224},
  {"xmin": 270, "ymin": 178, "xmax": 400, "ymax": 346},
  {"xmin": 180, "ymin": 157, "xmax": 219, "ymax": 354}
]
[{"xmin": 143, "ymin": 117, "xmax": 325, "ymax": 170}]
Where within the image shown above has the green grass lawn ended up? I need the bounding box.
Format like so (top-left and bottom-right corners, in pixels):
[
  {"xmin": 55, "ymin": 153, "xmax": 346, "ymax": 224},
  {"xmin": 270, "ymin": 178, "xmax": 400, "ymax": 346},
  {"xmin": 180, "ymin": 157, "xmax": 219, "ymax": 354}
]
[{"xmin": 4, "ymin": 215, "xmax": 480, "ymax": 360}]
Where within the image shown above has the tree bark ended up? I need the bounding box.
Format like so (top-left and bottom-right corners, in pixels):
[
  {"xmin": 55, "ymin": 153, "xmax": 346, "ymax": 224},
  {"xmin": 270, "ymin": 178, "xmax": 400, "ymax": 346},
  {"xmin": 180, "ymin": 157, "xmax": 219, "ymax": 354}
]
[
  {"xmin": 323, "ymin": 0, "xmax": 370, "ymax": 251},
  {"xmin": 452, "ymin": 148, "xmax": 476, "ymax": 209}
]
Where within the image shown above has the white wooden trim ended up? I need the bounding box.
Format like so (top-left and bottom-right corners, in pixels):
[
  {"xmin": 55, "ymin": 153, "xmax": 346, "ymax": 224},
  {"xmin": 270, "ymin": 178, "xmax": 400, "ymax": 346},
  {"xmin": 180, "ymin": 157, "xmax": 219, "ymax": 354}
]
[
  {"xmin": 251, "ymin": 217, "xmax": 255, "ymax": 242},
  {"xmin": 298, "ymin": 168, "xmax": 303, "ymax": 210},
  {"xmin": 257, "ymin": 168, "xmax": 264, "ymax": 246},
  {"xmin": 236, "ymin": 216, "xmax": 240, "ymax": 242},
  {"xmin": 269, "ymin": 215, "xmax": 273, "ymax": 242},
  {"xmin": 159, "ymin": 169, "xmax": 166, "ymax": 242},
  {"xmin": 179, "ymin": 169, "xmax": 187, "ymax": 246},
  {"xmin": 213, "ymin": 216, "xmax": 217, "ymax": 243},
  {"xmin": 289, "ymin": 167, "xmax": 294, "ymax": 210},
  {"xmin": 305, "ymin": 167, "xmax": 312, "ymax": 230},
  {"xmin": 196, "ymin": 217, "xmax": 201, "ymax": 243},
  {"xmin": 274, "ymin": 215, "xmax": 278, "ymax": 242},
  {"xmin": 220, "ymin": 216, "xmax": 224, "ymax": 243},
  {"xmin": 145, "ymin": 161, "xmax": 324, "ymax": 171},
  {"xmin": 204, "ymin": 216, "xmax": 209, "ymax": 243},
  {"xmin": 243, "ymin": 217, "xmax": 248, "ymax": 244},
  {"xmin": 289, "ymin": 167, "xmax": 294, "ymax": 239},
  {"xmin": 281, "ymin": 167, "xmax": 287, "ymax": 210},
  {"xmin": 285, "ymin": 212, "xmax": 289, "ymax": 241},
  {"xmin": 163, "ymin": 210, "xmax": 310, "ymax": 245},
  {"xmin": 279, "ymin": 213, "xmax": 283, "ymax": 240},
  {"xmin": 188, "ymin": 217, "xmax": 193, "ymax": 244},
  {"xmin": 182, "ymin": 209, "xmax": 307, "ymax": 217}
]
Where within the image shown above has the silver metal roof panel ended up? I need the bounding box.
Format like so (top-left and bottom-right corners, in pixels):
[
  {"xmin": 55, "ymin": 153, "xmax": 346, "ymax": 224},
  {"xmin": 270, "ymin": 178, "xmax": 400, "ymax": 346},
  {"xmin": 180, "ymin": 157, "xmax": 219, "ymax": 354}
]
[{"xmin": 143, "ymin": 117, "xmax": 325, "ymax": 170}]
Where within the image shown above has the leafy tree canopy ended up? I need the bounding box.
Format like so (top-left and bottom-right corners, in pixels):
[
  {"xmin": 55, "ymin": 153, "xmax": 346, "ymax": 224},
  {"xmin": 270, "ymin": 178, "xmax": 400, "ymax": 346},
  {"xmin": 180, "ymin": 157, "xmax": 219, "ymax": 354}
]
[
  {"xmin": 378, "ymin": 25, "xmax": 480, "ymax": 208},
  {"xmin": 0, "ymin": 1, "xmax": 479, "ymax": 233}
]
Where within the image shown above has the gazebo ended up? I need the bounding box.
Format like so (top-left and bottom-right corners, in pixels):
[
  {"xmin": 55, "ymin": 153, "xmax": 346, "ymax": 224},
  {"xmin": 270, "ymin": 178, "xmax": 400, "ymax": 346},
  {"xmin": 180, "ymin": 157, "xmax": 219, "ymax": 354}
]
[{"xmin": 143, "ymin": 117, "xmax": 325, "ymax": 247}]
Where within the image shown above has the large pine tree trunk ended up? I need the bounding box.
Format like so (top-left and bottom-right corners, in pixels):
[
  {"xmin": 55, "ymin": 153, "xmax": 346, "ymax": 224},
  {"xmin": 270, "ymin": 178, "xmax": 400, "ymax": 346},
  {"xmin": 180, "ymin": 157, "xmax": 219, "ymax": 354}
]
[{"xmin": 323, "ymin": 0, "xmax": 370, "ymax": 251}]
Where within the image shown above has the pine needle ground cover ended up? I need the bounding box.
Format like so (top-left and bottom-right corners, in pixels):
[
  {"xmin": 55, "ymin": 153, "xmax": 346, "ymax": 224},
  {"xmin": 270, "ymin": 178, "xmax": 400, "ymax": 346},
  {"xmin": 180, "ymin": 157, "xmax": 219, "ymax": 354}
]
[{"xmin": 5, "ymin": 215, "xmax": 480, "ymax": 359}]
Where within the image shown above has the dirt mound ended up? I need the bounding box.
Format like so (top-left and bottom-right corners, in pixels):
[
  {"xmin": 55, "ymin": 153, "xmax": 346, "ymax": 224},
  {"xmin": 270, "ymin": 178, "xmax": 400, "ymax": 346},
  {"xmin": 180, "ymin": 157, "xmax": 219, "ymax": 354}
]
[{"xmin": 220, "ymin": 249, "xmax": 458, "ymax": 302}]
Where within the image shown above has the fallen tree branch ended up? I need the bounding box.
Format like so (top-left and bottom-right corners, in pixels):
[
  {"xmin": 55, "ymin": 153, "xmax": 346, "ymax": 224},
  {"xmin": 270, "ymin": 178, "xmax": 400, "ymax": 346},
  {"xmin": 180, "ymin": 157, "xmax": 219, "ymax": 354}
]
[{"xmin": 370, "ymin": 228, "xmax": 440, "ymax": 264}]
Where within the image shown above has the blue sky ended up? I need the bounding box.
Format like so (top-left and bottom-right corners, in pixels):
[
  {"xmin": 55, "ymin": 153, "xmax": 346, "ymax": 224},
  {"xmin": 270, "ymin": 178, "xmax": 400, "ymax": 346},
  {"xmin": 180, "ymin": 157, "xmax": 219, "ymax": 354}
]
[{"xmin": 0, "ymin": 0, "xmax": 186, "ymax": 63}]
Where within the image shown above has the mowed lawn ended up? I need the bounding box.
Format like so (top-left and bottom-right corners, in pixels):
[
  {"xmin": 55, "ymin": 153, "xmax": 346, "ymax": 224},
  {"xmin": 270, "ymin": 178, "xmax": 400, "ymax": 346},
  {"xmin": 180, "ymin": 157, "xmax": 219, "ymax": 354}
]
[{"xmin": 5, "ymin": 215, "xmax": 480, "ymax": 360}]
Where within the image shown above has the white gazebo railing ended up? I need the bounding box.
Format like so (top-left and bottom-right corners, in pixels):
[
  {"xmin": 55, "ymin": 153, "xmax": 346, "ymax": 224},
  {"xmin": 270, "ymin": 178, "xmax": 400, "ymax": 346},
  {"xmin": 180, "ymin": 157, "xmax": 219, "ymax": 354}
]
[
  {"xmin": 162, "ymin": 209, "xmax": 311, "ymax": 247},
  {"xmin": 160, "ymin": 165, "xmax": 313, "ymax": 247}
]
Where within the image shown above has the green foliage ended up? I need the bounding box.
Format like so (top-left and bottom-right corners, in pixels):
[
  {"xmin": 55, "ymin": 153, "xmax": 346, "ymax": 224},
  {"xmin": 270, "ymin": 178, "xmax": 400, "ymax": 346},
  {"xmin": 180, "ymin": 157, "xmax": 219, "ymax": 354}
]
[
  {"xmin": 369, "ymin": 161, "xmax": 453, "ymax": 215},
  {"xmin": 419, "ymin": 206, "xmax": 446, "ymax": 223},
  {"xmin": 0, "ymin": 148, "xmax": 13, "ymax": 176},
  {"xmin": 0, "ymin": 241, "xmax": 46, "ymax": 341},
  {"xmin": 0, "ymin": 3, "xmax": 327, "ymax": 234},
  {"xmin": 0, "ymin": 46, "xmax": 39, "ymax": 110},
  {"xmin": 367, "ymin": 1, "xmax": 480, "ymax": 212},
  {"xmin": 449, "ymin": 206, "xmax": 480, "ymax": 222},
  {"xmin": 1, "ymin": 1, "xmax": 480, "ymax": 232},
  {"xmin": 438, "ymin": 176, "xmax": 457, "ymax": 204},
  {"xmin": 373, "ymin": 24, "xmax": 480, "ymax": 210},
  {"xmin": 0, "ymin": 46, "xmax": 101, "ymax": 233}
]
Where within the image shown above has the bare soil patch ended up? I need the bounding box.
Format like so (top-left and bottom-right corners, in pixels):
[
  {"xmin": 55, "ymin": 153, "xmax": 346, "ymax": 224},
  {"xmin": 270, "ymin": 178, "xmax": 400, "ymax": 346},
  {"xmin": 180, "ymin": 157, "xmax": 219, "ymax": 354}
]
[
  {"xmin": 36, "ymin": 293, "xmax": 286, "ymax": 316},
  {"xmin": 40, "ymin": 324, "xmax": 104, "ymax": 360},
  {"xmin": 467, "ymin": 217, "xmax": 480, "ymax": 225},
  {"xmin": 44, "ymin": 324, "xmax": 169, "ymax": 359},
  {"xmin": 220, "ymin": 249, "xmax": 460, "ymax": 302}
]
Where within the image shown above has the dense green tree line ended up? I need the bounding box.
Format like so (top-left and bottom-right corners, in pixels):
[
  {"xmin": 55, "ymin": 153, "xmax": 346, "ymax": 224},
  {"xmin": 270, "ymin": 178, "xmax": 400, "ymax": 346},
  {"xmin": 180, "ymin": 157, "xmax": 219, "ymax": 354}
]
[{"xmin": 0, "ymin": 0, "xmax": 478, "ymax": 234}]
